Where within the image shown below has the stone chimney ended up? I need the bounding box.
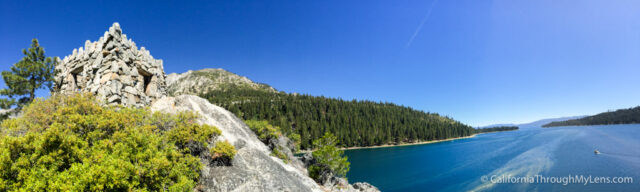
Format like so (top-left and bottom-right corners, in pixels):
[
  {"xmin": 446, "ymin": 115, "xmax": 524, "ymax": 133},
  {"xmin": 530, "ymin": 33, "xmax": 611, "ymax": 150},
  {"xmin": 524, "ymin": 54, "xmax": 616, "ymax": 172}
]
[{"xmin": 54, "ymin": 22, "xmax": 167, "ymax": 107}]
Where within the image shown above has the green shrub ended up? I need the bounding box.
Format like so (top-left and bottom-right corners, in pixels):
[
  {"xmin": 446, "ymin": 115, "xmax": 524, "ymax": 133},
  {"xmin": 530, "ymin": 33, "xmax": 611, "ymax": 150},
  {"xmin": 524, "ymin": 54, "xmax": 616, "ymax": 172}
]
[
  {"xmin": 0, "ymin": 93, "xmax": 222, "ymax": 191},
  {"xmin": 244, "ymin": 120, "xmax": 281, "ymax": 143},
  {"xmin": 288, "ymin": 133, "xmax": 301, "ymax": 152},
  {"xmin": 244, "ymin": 120, "xmax": 299, "ymax": 162},
  {"xmin": 166, "ymin": 123, "xmax": 221, "ymax": 156},
  {"xmin": 210, "ymin": 140, "xmax": 237, "ymax": 165},
  {"xmin": 308, "ymin": 132, "xmax": 350, "ymax": 181},
  {"xmin": 270, "ymin": 147, "xmax": 289, "ymax": 163}
]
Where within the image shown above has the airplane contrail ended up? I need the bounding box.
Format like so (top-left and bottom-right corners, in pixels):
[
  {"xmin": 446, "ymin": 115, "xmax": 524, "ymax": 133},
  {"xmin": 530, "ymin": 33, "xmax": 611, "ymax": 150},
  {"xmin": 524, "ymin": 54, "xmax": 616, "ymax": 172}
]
[{"xmin": 405, "ymin": 0, "xmax": 439, "ymax": 49}]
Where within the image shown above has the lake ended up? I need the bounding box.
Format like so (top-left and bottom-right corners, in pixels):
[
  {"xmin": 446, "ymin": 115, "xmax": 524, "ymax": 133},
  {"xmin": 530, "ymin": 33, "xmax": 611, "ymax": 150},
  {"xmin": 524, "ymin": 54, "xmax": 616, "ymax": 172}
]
[{"xmin": 344, "ymin": 124, "xmax": 640, "ymax": 191}]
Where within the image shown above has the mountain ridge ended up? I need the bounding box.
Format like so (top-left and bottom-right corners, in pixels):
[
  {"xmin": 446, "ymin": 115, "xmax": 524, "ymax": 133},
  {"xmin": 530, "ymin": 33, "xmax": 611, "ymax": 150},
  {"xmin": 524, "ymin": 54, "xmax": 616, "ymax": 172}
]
[
  {"xmin": 543, "ymin": 106, "xmax": 640, "ymax": 127},
  {"xmin": 166, "ymin": 68, "xmax": 277, "ymax": 96},
  {"xmin": 480, "ymin": 116, "xmax": 587, "ymax": 129}
]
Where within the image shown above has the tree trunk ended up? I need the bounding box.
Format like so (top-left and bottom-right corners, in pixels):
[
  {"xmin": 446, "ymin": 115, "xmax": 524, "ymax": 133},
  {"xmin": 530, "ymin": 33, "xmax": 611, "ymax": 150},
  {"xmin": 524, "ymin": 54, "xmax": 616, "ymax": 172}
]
[
  {"xmin": 30, "ymin": 88, "xmax": 35, "ymax": 102},
  {"xmin": 29, "ymin": 78, "xmax": 35, "ymax": 102}
]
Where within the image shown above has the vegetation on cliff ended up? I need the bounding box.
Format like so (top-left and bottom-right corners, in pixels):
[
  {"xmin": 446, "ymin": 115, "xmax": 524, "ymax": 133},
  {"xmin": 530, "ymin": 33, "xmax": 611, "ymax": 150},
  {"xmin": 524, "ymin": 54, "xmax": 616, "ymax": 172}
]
[
  {"xmin": 543, "ymin": 106, "xmax": 640, "ymax": 127},
  {"xmin": 308, "ymin": 132, "xmax": 350, "ymax": 181},
  {"xmin": 0, "ymin": 94, "xmax": 234, "ymax": 191},
  {"xmin": 244, "ymin": 120, "xmax": 301, "ymax": 163},
  {"xmin": 210, "ymin": 140, "xmax": 237, "ymax": 165},
  {"xmin": 245, "ymin": 120, "xmax": 283, "ymax": 143}
]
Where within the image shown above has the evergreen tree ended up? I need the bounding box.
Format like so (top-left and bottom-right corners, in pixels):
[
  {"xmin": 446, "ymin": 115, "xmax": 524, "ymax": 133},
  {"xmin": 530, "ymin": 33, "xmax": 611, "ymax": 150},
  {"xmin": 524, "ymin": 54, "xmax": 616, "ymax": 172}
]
[
  {"xmin": 308, "ymin": 132, "xmax": 350, "ymax": 181},
  {"xmin": 0, "ymin": 39, "xmax": 58, "ymax": 109}
]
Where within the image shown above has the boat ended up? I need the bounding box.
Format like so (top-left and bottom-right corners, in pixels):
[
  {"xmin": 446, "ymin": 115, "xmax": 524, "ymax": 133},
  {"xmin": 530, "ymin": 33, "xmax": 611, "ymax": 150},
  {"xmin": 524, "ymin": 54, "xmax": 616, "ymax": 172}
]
[{"xmin": 594, "ymin": 149, "xmax": 600, "ymax": 154}]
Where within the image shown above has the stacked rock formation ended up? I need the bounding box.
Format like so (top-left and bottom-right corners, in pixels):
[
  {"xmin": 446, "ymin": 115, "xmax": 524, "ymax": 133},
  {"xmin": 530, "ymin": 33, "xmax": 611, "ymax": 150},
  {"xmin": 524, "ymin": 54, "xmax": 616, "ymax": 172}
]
[{"xmin": 54, "ymin": 22, "xmax": 166, "ymax": 107}]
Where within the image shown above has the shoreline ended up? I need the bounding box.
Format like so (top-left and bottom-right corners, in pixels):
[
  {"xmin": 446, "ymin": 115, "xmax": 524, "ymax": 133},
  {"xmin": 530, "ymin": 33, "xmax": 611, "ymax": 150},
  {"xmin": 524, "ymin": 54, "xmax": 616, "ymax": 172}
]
[
  {"xmin": 296, "ymin": 134, "xmax": 478, "ymax": 154},
  {"xmin": 340, "ymin": 134, "xmax": 477, "ymax": 151},
  {"xmin": 542, "ymin": 123, "xmax": 640, "ymax": 128}
]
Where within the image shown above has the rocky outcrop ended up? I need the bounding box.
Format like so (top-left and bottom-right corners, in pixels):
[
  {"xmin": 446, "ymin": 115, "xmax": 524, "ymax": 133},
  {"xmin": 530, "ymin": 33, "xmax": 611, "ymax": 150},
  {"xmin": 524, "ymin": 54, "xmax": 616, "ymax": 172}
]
[
  {"xmin": 54, "ymin": 22, "xmax": 379, "ymax": 192},
  {"xmin": 151, "ymin": 95, "xmax": 323, "ymax": 192},
  {"xmin": 351, "ymin": 182, "xmax": 380, "ymax": 192},
  {"xmin": 274, "ymin": 135, "xmax": 307, "ymax": 172},
  {"xmin": 300, "ymin": 152, "xmax": 347, "ymax": 189},
  {"xmin": 54, "ymin": 22, "xmax": 166, "ymax": 107},
  {"xmin": 166, "ymin": 69, "xmax": 379, "ymax": 192},
  {"xmin": 300, "ymin": 153, "xmax": 379, "ymax": 192},
  {"xmin": 166, "ymin": 68, "xmax": 276, "ymax": 96}
]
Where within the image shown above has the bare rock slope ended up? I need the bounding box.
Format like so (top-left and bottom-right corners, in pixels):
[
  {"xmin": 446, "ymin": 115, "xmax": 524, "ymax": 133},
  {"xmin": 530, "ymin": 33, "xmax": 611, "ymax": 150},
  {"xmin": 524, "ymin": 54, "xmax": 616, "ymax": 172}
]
[
  {"xmin": 163, "ymin": 70, "xmax": 381, "ymax": 192},
  {"xmin": 152, "ymin": 95, "xmax": 323, "ymax": 192}
]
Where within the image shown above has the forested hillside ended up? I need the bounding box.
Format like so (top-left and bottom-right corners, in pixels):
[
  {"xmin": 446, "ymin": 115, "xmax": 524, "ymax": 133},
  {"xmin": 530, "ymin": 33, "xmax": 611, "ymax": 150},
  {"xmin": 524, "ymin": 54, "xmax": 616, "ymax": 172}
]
[
  {"xmin": 543, "ymin": 106, "xmax": 640, "ymax": 127},
  {"xmin": 201, "ymin": 85, "xmax": 474, "ymax": 150}
]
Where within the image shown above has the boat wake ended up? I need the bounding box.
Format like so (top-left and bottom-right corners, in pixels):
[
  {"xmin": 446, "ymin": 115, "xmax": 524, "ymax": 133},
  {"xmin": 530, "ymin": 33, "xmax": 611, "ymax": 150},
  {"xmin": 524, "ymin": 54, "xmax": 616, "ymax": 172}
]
[
  {"xmin": 598, "ymin": 151, "xmax": 640, "ymax": 157},
  {"xmin": 468, "ymin": 129, "xmax": 579, "ymax": 192}
]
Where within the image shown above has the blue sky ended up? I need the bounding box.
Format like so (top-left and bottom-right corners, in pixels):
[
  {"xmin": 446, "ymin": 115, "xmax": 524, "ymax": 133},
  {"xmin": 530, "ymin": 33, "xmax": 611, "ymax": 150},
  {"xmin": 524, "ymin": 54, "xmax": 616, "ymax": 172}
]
[{"xmin": 1, "ymin": 0, "xmax": 640, "ymax": 127}]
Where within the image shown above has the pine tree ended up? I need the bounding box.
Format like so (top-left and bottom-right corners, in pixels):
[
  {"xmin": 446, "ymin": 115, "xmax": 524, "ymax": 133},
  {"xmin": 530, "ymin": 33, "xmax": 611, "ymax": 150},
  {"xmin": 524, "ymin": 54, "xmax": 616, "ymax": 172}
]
[
  {"xmin": 0, "ymin": 39, "xmax": 58, "ymax": 109},
  {"xmin": 308, "ymin": 132, "xmax": 350, "ymax": 180}
]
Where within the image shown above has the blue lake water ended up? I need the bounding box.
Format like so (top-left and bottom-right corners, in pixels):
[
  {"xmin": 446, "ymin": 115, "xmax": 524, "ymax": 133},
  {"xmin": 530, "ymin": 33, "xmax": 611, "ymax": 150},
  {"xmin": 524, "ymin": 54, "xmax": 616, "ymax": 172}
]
[{"xmin": 344, "ymin": 124, "xmax": 640, "ymax": 191}]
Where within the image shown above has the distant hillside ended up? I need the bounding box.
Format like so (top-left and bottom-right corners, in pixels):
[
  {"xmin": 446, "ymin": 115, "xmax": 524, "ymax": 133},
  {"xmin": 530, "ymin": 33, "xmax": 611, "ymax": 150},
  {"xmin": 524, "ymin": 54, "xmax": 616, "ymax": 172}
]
[
  {"xmin": 517, "ymin": 116, "xmax": 587, "ymax": 128},
  {"xmin": 480, "ymin": 116, "xmax": 586, "ymax": 130},
  {"xmin": 543, "ymin": 107, "xmax": 640, "ymax": 127},
  {"xmin": 166, "ymin": 68, "xmax": 277, "ymax": 96},
  {"xmin": 168, "ymin": 69, "xmax": 475, "ymax": 150}
]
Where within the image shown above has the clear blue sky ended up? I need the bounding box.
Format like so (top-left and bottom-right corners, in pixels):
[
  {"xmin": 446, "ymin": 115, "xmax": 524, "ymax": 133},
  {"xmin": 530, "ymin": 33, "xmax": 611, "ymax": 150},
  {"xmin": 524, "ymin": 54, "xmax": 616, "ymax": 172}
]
[{"xmin": 2, "ymin": 0, "xmax": 640, "ymax": 127}]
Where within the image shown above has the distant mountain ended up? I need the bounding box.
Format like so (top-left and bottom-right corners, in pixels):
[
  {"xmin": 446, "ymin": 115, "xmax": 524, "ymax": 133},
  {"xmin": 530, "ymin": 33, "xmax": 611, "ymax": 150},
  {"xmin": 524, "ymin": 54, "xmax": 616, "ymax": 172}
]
[
  {"xmin": 543, "ymin": 107, "xmax": 640, "ymax": 127},
  {"xmin": 519, "ymin": 116, "xmax": 587, "ymax": 128},
  {"xmin": 166, "ymin": 68, "xmax": 277, "ymax": 96},
  {"xmin": 481, "ymin": 116, "xmax": 586, "ymax": 130}
]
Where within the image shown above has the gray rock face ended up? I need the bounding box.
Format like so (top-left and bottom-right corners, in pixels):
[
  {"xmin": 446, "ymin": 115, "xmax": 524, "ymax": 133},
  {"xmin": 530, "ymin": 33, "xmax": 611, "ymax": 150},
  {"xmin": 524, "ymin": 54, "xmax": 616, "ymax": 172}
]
[
  {"xmin": 352, "ymin": 182, "xmax": 380, "ymax": 192},
  {"xmin": 54, "ymin": 22, "xmax": 166, "ymax": 107},
  {"xmin": 274, "ymin": 135, "xmax": 307, "ymax": 173},
  {"xmin": 151, "ymin": 95, "xmax": 323, "ymax": 192},
  {"xmin": 165, "ymin": 68, "xmax": 277, "ymax": 96}
]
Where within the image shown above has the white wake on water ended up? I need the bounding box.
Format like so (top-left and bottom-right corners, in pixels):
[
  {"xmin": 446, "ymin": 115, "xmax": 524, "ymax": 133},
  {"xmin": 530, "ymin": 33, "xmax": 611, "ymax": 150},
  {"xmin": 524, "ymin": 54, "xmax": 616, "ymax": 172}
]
[{"xmin": 469, "ymin": 129, "xmax": 580, "ymax": 192}]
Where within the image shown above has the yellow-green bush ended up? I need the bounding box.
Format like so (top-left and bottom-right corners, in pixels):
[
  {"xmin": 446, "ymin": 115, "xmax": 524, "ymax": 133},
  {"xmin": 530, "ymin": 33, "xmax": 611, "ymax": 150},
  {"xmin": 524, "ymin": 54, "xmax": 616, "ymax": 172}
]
[
  {"xmin": 210, "ymin": 140, "xmax": 237, "ymax": 165},
  {"xmin": 244, "ymin": 120, "xmax": 301, "ymax": 162},
  {"xmin": 0, "ymin": 93, "xmax": 228, "ymax": 191},
  {"xmin": 244, "ymin": 120, "xmax": 281, "ymax": 142}
]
